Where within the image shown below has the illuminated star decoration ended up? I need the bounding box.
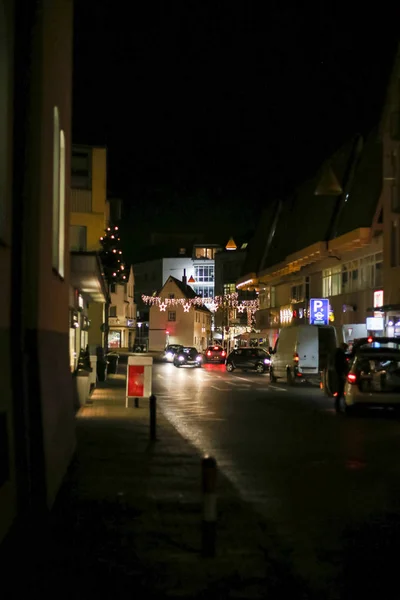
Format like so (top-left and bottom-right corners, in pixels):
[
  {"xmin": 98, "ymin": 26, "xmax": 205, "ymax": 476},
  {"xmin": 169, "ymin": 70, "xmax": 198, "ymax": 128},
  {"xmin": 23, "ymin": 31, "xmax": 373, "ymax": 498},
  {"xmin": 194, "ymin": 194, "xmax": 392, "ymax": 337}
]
[
  {"xmin": 159, "ymin": 302, "xmax": 167, "ymax": 312},
  {"xmin": 183, "ymin": 303, "xmax": 191, "ymax": 312},
  {"xmin": 237, "ymin": 305, "xmax": 245, "ymax": 313}
]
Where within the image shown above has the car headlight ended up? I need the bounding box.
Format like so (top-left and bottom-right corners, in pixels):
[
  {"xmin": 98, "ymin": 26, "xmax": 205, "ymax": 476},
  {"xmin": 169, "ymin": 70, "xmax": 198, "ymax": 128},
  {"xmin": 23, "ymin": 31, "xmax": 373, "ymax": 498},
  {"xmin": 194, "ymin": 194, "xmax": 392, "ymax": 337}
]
[
  {"xmin": 196, "ymin": 355, "xmax": 202, "ymax": 361},
  {"xmin": 264, "ymin": 358, "xmax": 271, "ymax": 365},
  {"xmin": 166, "ymin": 352, "xmax": 173, "ymax": 359},
  {"xmin": 178, "ymin": 355, "xmax": 185, "ymax": 361}
]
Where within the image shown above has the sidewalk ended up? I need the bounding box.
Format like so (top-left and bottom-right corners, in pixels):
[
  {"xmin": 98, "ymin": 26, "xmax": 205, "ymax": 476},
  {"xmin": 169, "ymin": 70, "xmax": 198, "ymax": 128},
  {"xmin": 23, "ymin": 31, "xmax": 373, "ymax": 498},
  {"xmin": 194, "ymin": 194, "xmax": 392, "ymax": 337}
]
[{"xmin": 1, "ymin": 365, "xmax": 314, "ymax": 599}]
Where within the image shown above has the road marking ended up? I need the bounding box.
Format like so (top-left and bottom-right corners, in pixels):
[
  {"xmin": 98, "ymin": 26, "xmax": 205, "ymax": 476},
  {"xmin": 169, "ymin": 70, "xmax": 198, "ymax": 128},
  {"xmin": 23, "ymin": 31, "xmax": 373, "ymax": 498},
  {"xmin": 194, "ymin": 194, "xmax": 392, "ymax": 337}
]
[
  {"xmin": 211, "ymin": 386, "xmax": 231, "ymax": 391},
  {"xmin": 235, "ymin": 376, "xmax": 252, "ymax": 382},
  {"xmin": 269, "ymin": 385, "xmax": 287, "ymax": 392},
  {"xmin": 255, "ymin": 388, "xmax": 270, "ymax": 392},
  {"xmin": 157, "ymin": 374, "xmax": 165, "ymax": 379}
]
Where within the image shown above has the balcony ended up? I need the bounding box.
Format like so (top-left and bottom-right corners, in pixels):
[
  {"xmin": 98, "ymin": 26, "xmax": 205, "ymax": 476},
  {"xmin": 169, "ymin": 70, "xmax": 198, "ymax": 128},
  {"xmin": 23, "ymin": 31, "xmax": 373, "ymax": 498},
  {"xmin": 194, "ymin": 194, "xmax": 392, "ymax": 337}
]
[
  {"xmin": 71, "ymin": 189, "xmax": 92, "ymax": 213},
  {"xmin": 109, "ymin": 316, "xmax": 136, "ymax": 328}
]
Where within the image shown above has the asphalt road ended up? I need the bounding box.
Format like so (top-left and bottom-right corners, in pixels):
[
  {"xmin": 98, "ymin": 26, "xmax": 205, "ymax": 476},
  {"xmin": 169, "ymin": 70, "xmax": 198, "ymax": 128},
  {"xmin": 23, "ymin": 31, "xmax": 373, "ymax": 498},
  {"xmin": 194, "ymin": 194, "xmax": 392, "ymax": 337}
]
[{"xmin": 153, "ymin": 359, "xmax": 400, "ymax": 597}]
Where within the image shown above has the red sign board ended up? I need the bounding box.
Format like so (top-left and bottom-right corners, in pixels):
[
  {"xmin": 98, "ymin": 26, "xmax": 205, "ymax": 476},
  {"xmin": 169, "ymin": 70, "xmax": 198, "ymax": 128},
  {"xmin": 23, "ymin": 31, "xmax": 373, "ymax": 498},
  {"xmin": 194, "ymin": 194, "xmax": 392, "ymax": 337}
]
[{"xmin": 128, "ymin": 365, "xmax": 145, "ymax": 397}]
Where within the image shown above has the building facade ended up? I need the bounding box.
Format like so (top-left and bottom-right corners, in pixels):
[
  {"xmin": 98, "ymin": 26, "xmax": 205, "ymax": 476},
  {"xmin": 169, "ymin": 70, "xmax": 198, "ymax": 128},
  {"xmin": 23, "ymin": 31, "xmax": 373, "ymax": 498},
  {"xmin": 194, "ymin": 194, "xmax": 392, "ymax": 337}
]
[
  {"xmin": 108, "ymin": 265, "xmax": 136, "ymax": 350},
  {"xmin": 1, "ymin": 0, "xmax": 75, "ymax": 544},
  {"xmin": 69, "ymin": 144, "xmax": 110, "ymax": 354},
  {"xmin": 237, "ymin": 125, "xmax": 385, "ymax": 347},
  {"xmin": 380, "ymin": 44, "xmax": 400, "ymax": 336},
  {"xmin": 134, "ymin": 243, "xmax": 222, "ymax": 347},
  {"xmin": 148, "ymin": 276, "xmax": 212, "ymax": 351}
]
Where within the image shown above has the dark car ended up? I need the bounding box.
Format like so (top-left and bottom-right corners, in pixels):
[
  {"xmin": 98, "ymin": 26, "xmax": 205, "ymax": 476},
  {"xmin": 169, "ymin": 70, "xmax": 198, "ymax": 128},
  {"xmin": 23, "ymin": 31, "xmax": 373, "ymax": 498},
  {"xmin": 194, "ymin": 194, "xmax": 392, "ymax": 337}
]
[
  {"xmin": 204, "ymin": 345, "xmax": 227, "ymax": 364},
  {"xmin": 174, "ymin": 346, "xmax": 203, "ymax": 368},
  {"xmin": 226, "ymin": 347, "xmax": 271, "ymax": 373},
  {"xmin": 163, "ymin": 344, "xmax": 183, "ymax": 362}
]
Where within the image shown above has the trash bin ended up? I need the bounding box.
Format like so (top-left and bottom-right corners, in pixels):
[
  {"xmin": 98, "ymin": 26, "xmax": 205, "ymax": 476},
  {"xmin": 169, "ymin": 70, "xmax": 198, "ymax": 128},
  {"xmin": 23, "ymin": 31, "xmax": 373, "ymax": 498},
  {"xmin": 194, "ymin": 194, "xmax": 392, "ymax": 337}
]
[{"xmin": 107, "ymin": 353, "xmax": 119, "ymax": 374}]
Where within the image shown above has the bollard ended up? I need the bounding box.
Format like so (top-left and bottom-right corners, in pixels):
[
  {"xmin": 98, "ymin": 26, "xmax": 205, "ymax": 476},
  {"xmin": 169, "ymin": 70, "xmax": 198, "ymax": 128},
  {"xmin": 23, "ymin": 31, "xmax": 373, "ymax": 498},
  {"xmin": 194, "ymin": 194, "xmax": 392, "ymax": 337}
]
[
  {"xmin": 150, "ymin": 394, "xmax": 157, "ymax": 441},
  {"xmin": 201, "ymin": 455, "xmax": 217, "ymax": 557},
  {"xmin": 134, "ymin": 397, "xmax": 139, "ymax": 408}
]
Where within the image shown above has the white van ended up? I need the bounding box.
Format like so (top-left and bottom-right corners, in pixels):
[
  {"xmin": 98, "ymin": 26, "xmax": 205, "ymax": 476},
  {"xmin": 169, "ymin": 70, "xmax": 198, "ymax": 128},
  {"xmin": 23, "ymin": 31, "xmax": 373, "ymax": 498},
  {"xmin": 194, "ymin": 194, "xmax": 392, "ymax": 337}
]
[{"xmin": 270, "ymin": 324, "xmax": 337, "ymax": 385}]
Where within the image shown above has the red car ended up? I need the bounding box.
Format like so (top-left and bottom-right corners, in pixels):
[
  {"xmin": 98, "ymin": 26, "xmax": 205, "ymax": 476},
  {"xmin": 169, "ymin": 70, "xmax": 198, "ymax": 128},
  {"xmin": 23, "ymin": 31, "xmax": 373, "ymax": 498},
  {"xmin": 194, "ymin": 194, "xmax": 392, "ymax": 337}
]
[{"xmin": 204, "ymin": 345, "xmax": 227, "ymax": 364}]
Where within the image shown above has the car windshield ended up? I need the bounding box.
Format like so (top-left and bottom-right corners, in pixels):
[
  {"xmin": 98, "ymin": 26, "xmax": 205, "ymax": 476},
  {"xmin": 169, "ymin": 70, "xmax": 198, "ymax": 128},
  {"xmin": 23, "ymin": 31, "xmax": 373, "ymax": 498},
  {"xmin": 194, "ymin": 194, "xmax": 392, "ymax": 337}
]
[{"xmin": 182, "ymin": 347, "xmax": 196, "ymax": 353}]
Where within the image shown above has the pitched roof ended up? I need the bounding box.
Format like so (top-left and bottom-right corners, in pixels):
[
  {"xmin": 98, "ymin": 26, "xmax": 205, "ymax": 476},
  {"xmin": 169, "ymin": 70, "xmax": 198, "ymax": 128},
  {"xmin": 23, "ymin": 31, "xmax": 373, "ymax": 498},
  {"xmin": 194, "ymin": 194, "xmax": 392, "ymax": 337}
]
[
  {"xmin": 159, "ymin": 276, "xmax": 211, "ymax": 313},
  {"xmin": 246, "ymin": 128, "xmax": 382, "ymax": 274}
]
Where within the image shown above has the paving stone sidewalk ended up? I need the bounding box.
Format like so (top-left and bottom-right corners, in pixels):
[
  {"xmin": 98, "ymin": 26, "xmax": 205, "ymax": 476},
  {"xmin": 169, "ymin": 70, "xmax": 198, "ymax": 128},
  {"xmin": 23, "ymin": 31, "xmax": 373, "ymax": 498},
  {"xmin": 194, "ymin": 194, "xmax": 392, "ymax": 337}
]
[{"xmin": 1, "ymin": 367, "xmax": 315, "ymax": 599}]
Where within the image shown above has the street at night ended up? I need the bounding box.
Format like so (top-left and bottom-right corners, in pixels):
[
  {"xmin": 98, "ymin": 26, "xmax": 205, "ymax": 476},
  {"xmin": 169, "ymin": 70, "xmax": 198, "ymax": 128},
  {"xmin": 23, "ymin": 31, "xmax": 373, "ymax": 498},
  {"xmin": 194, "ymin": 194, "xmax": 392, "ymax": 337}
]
[{"xmin": 154, "ymin": 359, "xmax": 400, "ymax": 594}]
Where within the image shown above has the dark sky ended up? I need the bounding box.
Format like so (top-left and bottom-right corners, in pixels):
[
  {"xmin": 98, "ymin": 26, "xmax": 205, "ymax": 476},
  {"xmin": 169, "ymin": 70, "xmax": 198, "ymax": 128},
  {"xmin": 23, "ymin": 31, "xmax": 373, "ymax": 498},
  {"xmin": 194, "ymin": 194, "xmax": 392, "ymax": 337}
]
[{"xmin": 73, "ymin": 3, "xmax": 399, "ymax": 254}]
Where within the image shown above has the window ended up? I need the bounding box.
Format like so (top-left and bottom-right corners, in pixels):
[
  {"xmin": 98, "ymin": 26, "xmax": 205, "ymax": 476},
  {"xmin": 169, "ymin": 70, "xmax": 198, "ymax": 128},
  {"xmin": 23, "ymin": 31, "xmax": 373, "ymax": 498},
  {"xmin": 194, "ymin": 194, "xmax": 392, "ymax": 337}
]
[
  {"xmin": 168, "ymin": 311, "xmax": 176, "ymax": 321},
  {"xmin": 70, "ymin": 225, "xmax": 87, "ymax": 251},
  {"xmin": 111, "ymin": 284, "xmax": 116, "ymax": 293},
  {"xmin": 109, "ymin": 306, "xmax": 117, "ymax": 317},
  {"xmin": 223, "ymin": 283, "xmax": 236, "ymax": 295},
  {"xmin": 193, "ymin": 285, "xmax": 214, "ymax": 299},
  {"xmin": 391, "ymin": 185, "xmax": 400, "ymax": 213},
  {"xmin": 194, "ymin": 265, "xmax": 214, "ymax": 282},
  {"xmin": 291, "ymin": 284, "xmax": 303, "ymax": 302},
  {"xmin": 169, "ymin": 293, "xmax": 175, "ymax": 299},
  {"xmin": 71, "ymin": 148, "xmax": 91, "ymax": 189},
  {"xmin": 323, "ymin": 253, "xmax": 384, "ymax": 295},
  {"xmin": 194, "ymin": 247, "xmax": 220, "ymax": 259},
  {"xmin": 52, "ymin": 108, "xmax": 66, "ymax": 277}
]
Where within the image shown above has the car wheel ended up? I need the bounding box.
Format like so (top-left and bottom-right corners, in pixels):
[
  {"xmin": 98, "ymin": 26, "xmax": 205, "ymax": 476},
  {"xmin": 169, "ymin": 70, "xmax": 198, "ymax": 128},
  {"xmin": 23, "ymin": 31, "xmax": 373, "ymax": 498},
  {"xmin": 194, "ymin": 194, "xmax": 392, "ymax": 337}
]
[
  {"xmin": 256, "ymin": 362, "xmax": 265, "ymax": 374},
  {"xmin": 174, "ymin": 361, "xmax": 180, "ymax": 368},
  {"xmin": 226, "ymin": 362, "xmax": 234, "ymax": 372},
  {"xmin": 270, "ymin": 368, "xmax": 277, "ymax": 383},
  {"xmin": 286, "ymin": 368, "xmax": 295, "ymax": 386}
]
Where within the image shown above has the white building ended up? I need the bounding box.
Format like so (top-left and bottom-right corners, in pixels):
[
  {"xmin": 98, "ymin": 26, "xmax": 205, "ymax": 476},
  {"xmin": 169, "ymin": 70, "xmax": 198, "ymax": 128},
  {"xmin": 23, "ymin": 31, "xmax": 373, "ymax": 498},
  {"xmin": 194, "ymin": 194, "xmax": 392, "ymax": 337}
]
[{"xmin": 108, "ymin": 265, "xmax": 136, "ymax": 350}]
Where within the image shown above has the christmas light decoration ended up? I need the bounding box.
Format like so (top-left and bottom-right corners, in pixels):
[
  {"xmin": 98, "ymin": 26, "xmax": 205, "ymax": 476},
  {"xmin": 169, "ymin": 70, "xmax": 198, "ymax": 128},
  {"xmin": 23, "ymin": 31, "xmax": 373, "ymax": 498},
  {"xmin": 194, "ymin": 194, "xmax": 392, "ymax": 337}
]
[
  {"xmin": 141, "ymin": 291, "xmax": 259, "ymax": 315},
  {"xmin": 99, "ymin": 225, "xmax": 126, "ymax": 284}
]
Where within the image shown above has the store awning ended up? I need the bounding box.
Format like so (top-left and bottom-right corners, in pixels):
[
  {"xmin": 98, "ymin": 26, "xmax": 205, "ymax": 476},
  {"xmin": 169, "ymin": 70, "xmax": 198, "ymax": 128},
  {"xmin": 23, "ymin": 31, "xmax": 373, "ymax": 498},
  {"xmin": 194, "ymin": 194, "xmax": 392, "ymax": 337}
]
[
  {"xmin": 70, "ymin": 252, "xmax": 109, "ymax": 303},
  {"xmin": 366, "ymin": 304, "xmax": 400, "ymax": 313}
]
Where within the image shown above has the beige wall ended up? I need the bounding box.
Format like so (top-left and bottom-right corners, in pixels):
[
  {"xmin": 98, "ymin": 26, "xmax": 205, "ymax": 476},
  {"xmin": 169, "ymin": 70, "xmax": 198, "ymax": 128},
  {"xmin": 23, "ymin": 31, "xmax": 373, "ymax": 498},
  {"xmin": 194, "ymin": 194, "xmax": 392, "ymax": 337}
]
[{"xmin": 149, "ymin": 279, "xmax": 211, "ymax": 351}]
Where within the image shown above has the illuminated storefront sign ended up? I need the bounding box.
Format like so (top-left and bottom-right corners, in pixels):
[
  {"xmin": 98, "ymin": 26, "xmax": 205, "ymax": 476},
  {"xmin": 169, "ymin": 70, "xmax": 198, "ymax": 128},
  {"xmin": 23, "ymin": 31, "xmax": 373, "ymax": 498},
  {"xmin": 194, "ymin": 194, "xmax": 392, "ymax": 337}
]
[
  {"xmin": 373, "ymin": 290, "xmax": 384, "ymax": 318},
  {"xmin": 280, "ymin": 306, "xmax": 293, "ymax": 324}
]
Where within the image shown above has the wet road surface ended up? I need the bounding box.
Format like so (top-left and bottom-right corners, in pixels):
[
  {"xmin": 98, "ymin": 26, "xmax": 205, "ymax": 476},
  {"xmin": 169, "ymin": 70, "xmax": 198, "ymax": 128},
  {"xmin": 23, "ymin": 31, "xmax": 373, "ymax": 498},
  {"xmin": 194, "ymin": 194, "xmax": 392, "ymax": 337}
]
[{"xmin": 153, "ymin": 359, "xmax": 400, "ymax": 597}]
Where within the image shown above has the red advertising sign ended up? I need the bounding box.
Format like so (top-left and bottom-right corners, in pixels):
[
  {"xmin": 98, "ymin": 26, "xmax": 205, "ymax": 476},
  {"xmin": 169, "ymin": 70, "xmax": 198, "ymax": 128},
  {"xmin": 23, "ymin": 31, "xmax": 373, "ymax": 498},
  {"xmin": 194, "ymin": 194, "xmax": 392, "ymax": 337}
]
[{"xmin": 128, "ymin": 365, "xmax": 145, "ymax": 397}]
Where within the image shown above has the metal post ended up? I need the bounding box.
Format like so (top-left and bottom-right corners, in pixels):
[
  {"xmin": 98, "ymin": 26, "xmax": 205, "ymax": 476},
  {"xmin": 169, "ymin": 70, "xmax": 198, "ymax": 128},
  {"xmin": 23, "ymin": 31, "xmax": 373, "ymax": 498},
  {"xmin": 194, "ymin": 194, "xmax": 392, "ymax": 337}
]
[
  {"xmin": 134, "ymin": 397, "xmax": 139, "ymax": 408},
  {"xmin": 201, "ymin": 455, "xmax": 217, "ymax": 557},
  {"xmin": 150, "ymin": 394, "xmax": 156, "ymax": 440}
]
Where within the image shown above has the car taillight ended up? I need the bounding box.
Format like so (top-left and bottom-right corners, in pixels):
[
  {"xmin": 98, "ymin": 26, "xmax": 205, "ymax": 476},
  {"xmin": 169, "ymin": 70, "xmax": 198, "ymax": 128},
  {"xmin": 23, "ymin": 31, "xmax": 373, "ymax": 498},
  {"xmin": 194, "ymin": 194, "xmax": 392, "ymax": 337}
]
[
  {"xmin": 293, "ymin": 353, "xmax": 299, "ymax": 362},
  {"xmin": 206, "ymin": 351, "xmax": 212, "ymax": 356},
  {"xmin": 221, "ymin": 351, "xmax": 226, "ymax": 357},
  {"xmin": 347, "ymin": 373, "xmax": 357, "ymax": 384}
]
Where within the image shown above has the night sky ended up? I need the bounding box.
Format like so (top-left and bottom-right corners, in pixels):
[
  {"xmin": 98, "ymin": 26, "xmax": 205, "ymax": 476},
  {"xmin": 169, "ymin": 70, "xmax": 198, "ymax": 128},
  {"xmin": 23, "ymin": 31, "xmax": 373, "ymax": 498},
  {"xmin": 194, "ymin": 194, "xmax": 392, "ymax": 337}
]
[{"xmin": 73, "ymin": 3, "xmax": 399, "ymax": 258}]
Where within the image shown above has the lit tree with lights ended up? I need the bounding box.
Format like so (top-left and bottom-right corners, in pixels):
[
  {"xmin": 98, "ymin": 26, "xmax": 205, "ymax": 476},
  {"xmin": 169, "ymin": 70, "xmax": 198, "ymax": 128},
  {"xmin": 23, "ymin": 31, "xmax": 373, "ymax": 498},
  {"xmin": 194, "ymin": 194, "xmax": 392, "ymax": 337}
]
[{"xmin": 99, "ymin": 225, "xmax": 126, "ymax": 285}]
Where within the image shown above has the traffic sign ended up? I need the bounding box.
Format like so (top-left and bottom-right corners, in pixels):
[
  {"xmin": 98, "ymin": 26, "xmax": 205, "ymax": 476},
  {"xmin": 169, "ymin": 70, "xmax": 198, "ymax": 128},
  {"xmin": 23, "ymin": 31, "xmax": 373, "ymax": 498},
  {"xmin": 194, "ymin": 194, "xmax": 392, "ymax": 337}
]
[{"xmin": 309, "ymin": 298, "xmax": 329, "ymax": 325}]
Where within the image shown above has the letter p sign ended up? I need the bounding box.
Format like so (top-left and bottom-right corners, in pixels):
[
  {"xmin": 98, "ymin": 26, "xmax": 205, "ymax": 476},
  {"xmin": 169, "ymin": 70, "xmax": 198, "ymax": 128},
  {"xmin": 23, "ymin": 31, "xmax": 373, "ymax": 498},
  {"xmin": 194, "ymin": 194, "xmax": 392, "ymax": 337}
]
[{"xmin": 310, "ymin": 298, "xmax": 329, "ymax": 325}]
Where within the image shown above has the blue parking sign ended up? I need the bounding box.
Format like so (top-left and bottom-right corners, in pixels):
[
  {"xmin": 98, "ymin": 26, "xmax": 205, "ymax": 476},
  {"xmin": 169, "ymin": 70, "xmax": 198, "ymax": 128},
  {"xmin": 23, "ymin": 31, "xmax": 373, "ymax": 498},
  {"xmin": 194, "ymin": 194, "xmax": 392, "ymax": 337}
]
[{"xmin": 310, "ymin": 298, "xmax": 329, "ymax": 325}]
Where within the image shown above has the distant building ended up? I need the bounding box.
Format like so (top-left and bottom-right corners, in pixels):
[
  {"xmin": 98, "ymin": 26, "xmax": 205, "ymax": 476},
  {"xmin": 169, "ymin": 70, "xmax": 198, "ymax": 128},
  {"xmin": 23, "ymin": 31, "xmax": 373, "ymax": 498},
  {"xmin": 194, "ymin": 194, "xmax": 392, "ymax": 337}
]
[
  {"xmin": 148, "ymin": 275, "xmax": 212, "ymax": 351},
  {"xmin": 134, "ymin": 242, "xmax": 223, "ymax": 346},
  {"xmin": 108, "ymin": 265, "xmax": 136, "ymax": 350}
]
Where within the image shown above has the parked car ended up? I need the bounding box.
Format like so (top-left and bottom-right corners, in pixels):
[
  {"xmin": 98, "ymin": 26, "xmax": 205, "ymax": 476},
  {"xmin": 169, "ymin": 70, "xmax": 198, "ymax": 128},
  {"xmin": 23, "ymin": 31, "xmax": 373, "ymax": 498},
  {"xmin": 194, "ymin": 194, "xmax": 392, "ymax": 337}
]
[
  {"xmin": 204, "ymin": 345, "xmax": 227, "ymax": 364},
  {"xmin": 173, "ymin": 346, "xmax": 203, "ymax": 368},
  {"xmin": 270, "ymin": 324, "xmax": 337, "ymax": 386},
  {"xmin": 163, "ymin": 344, "xmax": 183, "ymax": 362},
  {"xmin": 225, "ymin": 347, "xmax": 271, "ymax": 373},
  {"xmin": 341, "ymin": 337, "xmax": 400, "ymax": 415}
]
